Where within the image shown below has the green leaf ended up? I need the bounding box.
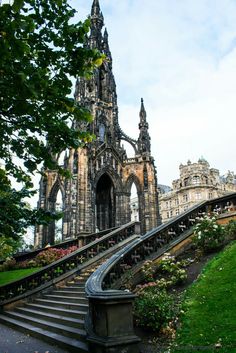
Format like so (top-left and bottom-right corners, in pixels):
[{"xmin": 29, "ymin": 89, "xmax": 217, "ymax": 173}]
[{"xmin": 12, "ymin": 0, "xmax": 25, "ymax": 12}]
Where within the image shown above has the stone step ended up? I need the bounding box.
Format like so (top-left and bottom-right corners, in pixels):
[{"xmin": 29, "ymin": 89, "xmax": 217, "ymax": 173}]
[
  {"xmin": 15, "ymin": 306, "xmax": 85, "ymax": 329},
  {"xmin": 66, "ymin": 281, "xmax": 86, "ymax": 288},
  {"xmin": 35, "ymin": 298, "xmax": 89, "ymax": 311},
  {"xmin": 43, "ymin": 294, "xmax": 88, "ymax": 304},
  {"xmin": 0, "ymin": 314, "xmax": 88, "ymax": 353},
  {"xmin": 57, "ymin": 286, "xmax": 85, "ymax": 292},
  {"xmin": 51, "ymin": 288, "xmax": 86, "ymax": 298},
  {"xmin": 4, "ymin": 311, "xmax": 86, "ymax": 341},
  {"xmin": 25, "ymin": 303, "xmax": 87, "ymax": 319}
]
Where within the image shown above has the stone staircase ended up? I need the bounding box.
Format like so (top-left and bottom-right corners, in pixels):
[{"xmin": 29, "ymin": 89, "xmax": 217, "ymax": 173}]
[
  {"xmin": 0, "ymin": 270, "xmax": 94, "ymax": 352},
  {"xmin": 0, "ymin": 228, "xmax": 141, "ymax": 352}
]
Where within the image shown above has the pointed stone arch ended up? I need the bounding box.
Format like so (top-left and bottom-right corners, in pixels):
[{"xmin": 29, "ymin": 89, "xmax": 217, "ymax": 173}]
[
  {"xmin": 94, "ymin": 167, "xmax": 123, "ymax": 230},
  {"xmin": 125, "ymin": 173, "xmax": 143, "ymax": 225},
  {"xmin": 94, "ymin": 166, "xmax": 123, "ymax": 193},
  {"xmin": 125, "ymin": 173, "xmax": 142, "ymax": 194},
  {"xmin": 45, "ymin": 178, "xmax": 65, "ymax": 246}
]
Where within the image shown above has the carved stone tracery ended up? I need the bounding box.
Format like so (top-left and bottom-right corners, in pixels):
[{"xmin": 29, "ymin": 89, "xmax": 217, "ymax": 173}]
[{"xmin": 35, "ymin": 0, "xmax": 160, "ymax": 247}]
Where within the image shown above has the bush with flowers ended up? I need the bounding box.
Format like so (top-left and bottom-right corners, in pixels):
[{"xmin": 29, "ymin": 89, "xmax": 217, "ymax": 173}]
[
  {"xmin": 0, "ymin": 246, "xmax": 79, "ymax": 271},
  {"xmin": 192, "ymin": 215, "xmax": 226, "ymax": 252},
  {"xmin": 141, "ymin": 260, "xmax": 155, "ymax": 282},
  {"xmin": 134, "ymin": 284, "xmax": 174, "ymax": 331},
  {"xmin": 158, "ymin": 253, "xmax": 187, "ymax": 286},
  {"xmin": 23, "ymin": 246, "xmax": 78, "ymax": 268}
]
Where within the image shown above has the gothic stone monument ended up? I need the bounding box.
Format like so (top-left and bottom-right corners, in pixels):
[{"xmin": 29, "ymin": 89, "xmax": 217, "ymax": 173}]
[{"xmin": 35, "ymin": 0, "xmax": 160, "ymax": 247}]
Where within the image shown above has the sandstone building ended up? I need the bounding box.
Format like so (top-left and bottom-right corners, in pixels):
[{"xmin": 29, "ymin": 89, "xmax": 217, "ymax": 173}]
[
  {"xmin": 35, "ymin": 0, "xmax": 160, "ymax": 247},
  {"xmin": 159, "ymin": 158, "xmax": 236, "ymax": 223}
]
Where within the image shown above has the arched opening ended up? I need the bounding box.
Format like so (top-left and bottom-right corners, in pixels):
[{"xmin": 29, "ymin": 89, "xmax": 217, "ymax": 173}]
[
  {"xmin": 130, "ymin": 183, "xmax": 140, "ymax": 222},
  {"xmin": 96, "ymin": 174, "xmax": 115, "ymax": 231},
  {"xmin": 46, "ymin": 184, "xmax": 64, "ymax": 246},
  {"xmin": 121, "ymin": 140, "xmax": 136, "ymax": 158},
  {"xmin": 55, "ymin": 190, "xmax": 63, "ymax": 243}
]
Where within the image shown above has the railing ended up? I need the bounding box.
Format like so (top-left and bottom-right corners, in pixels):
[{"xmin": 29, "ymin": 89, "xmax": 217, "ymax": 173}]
[
  {"xmin": 85, "ymin": 193, "xmax": 236, "ymax": 353},
  {"xmin": 0, "ymin": 222, "xmax": 139, "ymax": 306},
  {"xmin": 3, "ymin": 227, "xmax": 117, "ymax": 265}
]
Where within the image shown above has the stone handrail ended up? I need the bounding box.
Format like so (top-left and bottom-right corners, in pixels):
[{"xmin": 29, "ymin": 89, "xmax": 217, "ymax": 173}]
[
  {"xmin": 85, "ymin": 193, "xmax": 236, "ymax": 353},
  {"xmin": 3, "ymin": 227, "xmax": 117, "ymax": 265},
  {"xmin": 0, "ymin": 221, "xmax": 140, "ymax": 306}
]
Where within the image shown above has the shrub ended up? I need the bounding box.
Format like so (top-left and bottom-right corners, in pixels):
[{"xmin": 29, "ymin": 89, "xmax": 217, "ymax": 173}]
[
  {"xmin": 193, "ymin": 215, "xmax": 226, "ymax": 252},
  {"xmin": 4, "ymin": 245, "xmax": 79, "ymax": 270},
  {"xmin": 134, "ymin": 286, "xmax": 174, "ymax": 331},
  {"xmin": 141, "ymin": 260, "xmax": 155, "ymax": 282},
  {"xmin": 0, "ymin": 257, "xmax": 16, "ymax": 272},
  {"xmin": 225, "ymin": 220, "xmax": 236, "ymax": 240},
  {"xmin": 34, "ymin": 246, "xmax": 78, "ymax": 267},
  {"xmin": 158, "ymin": 253, "xmax": 187, "ymax": 285}
]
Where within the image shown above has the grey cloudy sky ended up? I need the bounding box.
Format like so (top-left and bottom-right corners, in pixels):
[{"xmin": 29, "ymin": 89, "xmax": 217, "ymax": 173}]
[{"xmin": 72, "ymin": 0, "xmax": 236, "ymax": 186}]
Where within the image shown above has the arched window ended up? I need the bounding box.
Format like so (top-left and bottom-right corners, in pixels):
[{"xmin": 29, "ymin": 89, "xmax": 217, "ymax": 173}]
[
  {"xmin": 55, "ymin": 190, "xmax": 63, "ymax": 243},
  {"xmin": 130, "ymin": 183, "xmax": 139, "ymax": 222},
  {"xmin": 99, "ymin": 123, "xmax": 106, "ymax": 143},
  {"xmin": 73, "ymin": 152, "xmax": 78, "ymax": 174},
  {"xmin": 192, "ymin": 176, "xmax": 200, "ymax": 185},
  {"xmin": 184, "ymin": 178, "xmax": 189, "ymax": 186}
]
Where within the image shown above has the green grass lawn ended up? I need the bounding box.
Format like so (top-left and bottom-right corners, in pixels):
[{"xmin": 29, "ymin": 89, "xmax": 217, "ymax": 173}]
[
  {"xmin": 172, "ymin": 241, "xmax": 236, "ymax": 353},
  {"xmin": 0, "ymin": 268, "xmax": 41, "ymax": 286}
]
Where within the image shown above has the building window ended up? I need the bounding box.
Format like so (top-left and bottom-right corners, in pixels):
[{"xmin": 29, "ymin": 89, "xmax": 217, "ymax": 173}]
[
  {"xmin": 195, "ymin": 192, "xmax": 201, "ymax": 200},
  {"xmin": 167, "ymin": 211, "xmax": 170, "ymax": 219},
  {"xmin": 184, "ymin": 178, "xmax": 189, "ymax": 186},
  {"xmin": 176, "ymin": 209, "xmax": 179, "ymax": 215},
  {"xmin": 170, "ymin": 210, "xmax": 173, "ymax": 217},
  {"xmin": 99, "ymin": 123, "xmax": 105, "ymax": 142},
  {"xmin": 166, "ymin": 201, "xmax": 169, "ymax": 208},
  {"xmin": 209, "ymin": 192, "xmax": 213, "ymax": 199},
  {"xmin": 192, "ymin": 176, "xmax": 200, "ymax": 185},
  {"xmin": 175, "ymin": 198, "xmax": 179, "ymax": 206},
  {"xmin": 183, "ymin": 205, "xmax": 188, "ymax": 212},
  {"xmin": 183, "ymin": 194, "xmax": 188, "ymax": 202}
]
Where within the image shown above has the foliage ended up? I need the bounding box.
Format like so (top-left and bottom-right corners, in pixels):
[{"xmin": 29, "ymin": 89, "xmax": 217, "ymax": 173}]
[
  {"xmin": 141, "ymin": 260, "xmax": 155, "ymax": 282},
  {"xmin": 0, "ymin": 235, "xmax": 23, "ymax": 260},
  {"xmin": 17, "ymin": 245, "xmax": 78, "ymax": 268},
  {"xmin": 225, "ymin": 220, "xmax": 236, "ymax": 240},
  {"xmin": 0, "ymin": 268, "xmax": 40, "ymax": 286},
  {"xmin": 134, "ymin": 286, "xmax": 174, "ymax": 331},
  {"xmin": 158, "ymin": 253, "xmax": 187, "ymax": 285},
  {"xmin": 0, "ymin": 169, "xmax": 62, "ymax": 244},
  {"xmin": 172, "ymin": 241, "xmax": 236, "ymax": 353},
  {"xmin": 33, "ymin": 246, "xmax": 78, "ymax": 266},
  {"xmin": 0, "ymin": 0, "xmax": 104, "ymax": 242},
  {"xmin": 192, "ymin": 215, "xmax": 226, "ymax": 252},
  {"xmin": 120, "ymin": 269, "xmax": 133, "ymax": 291},
  {"xmin": 0, "ymin": 257, "xmax": 17, "ymax": 272},
  {"xmin": 0, "ymin": 245, "xmax": 78, "ymax": 271}
]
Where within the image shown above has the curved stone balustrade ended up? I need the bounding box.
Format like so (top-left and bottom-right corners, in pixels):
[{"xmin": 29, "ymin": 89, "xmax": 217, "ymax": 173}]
[{"xmin": 85, "ymin": 193, "xmax": 236, "ymax": 353}]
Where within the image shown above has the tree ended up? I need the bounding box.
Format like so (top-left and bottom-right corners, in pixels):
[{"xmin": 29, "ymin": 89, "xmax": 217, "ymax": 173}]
[{"xmin": 0, "ymin": 0, "xmax": 104, "ymax": 246}]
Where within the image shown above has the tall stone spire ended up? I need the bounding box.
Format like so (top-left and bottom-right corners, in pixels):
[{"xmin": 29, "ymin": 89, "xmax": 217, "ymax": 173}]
[
  {"xmin": 103, "ymin": 28, "xmax": 112, "ymax": 66},
  {"xmin": 91, "ymin": 0, "xmax": 101, "ymax": 15},
  {"xmin": 90, "ymin": 0, "xmax": 104, "ymax": 49},
  {"xmin": 138, "ymin": 98, "xmax": 151, "ymax": 154}
]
